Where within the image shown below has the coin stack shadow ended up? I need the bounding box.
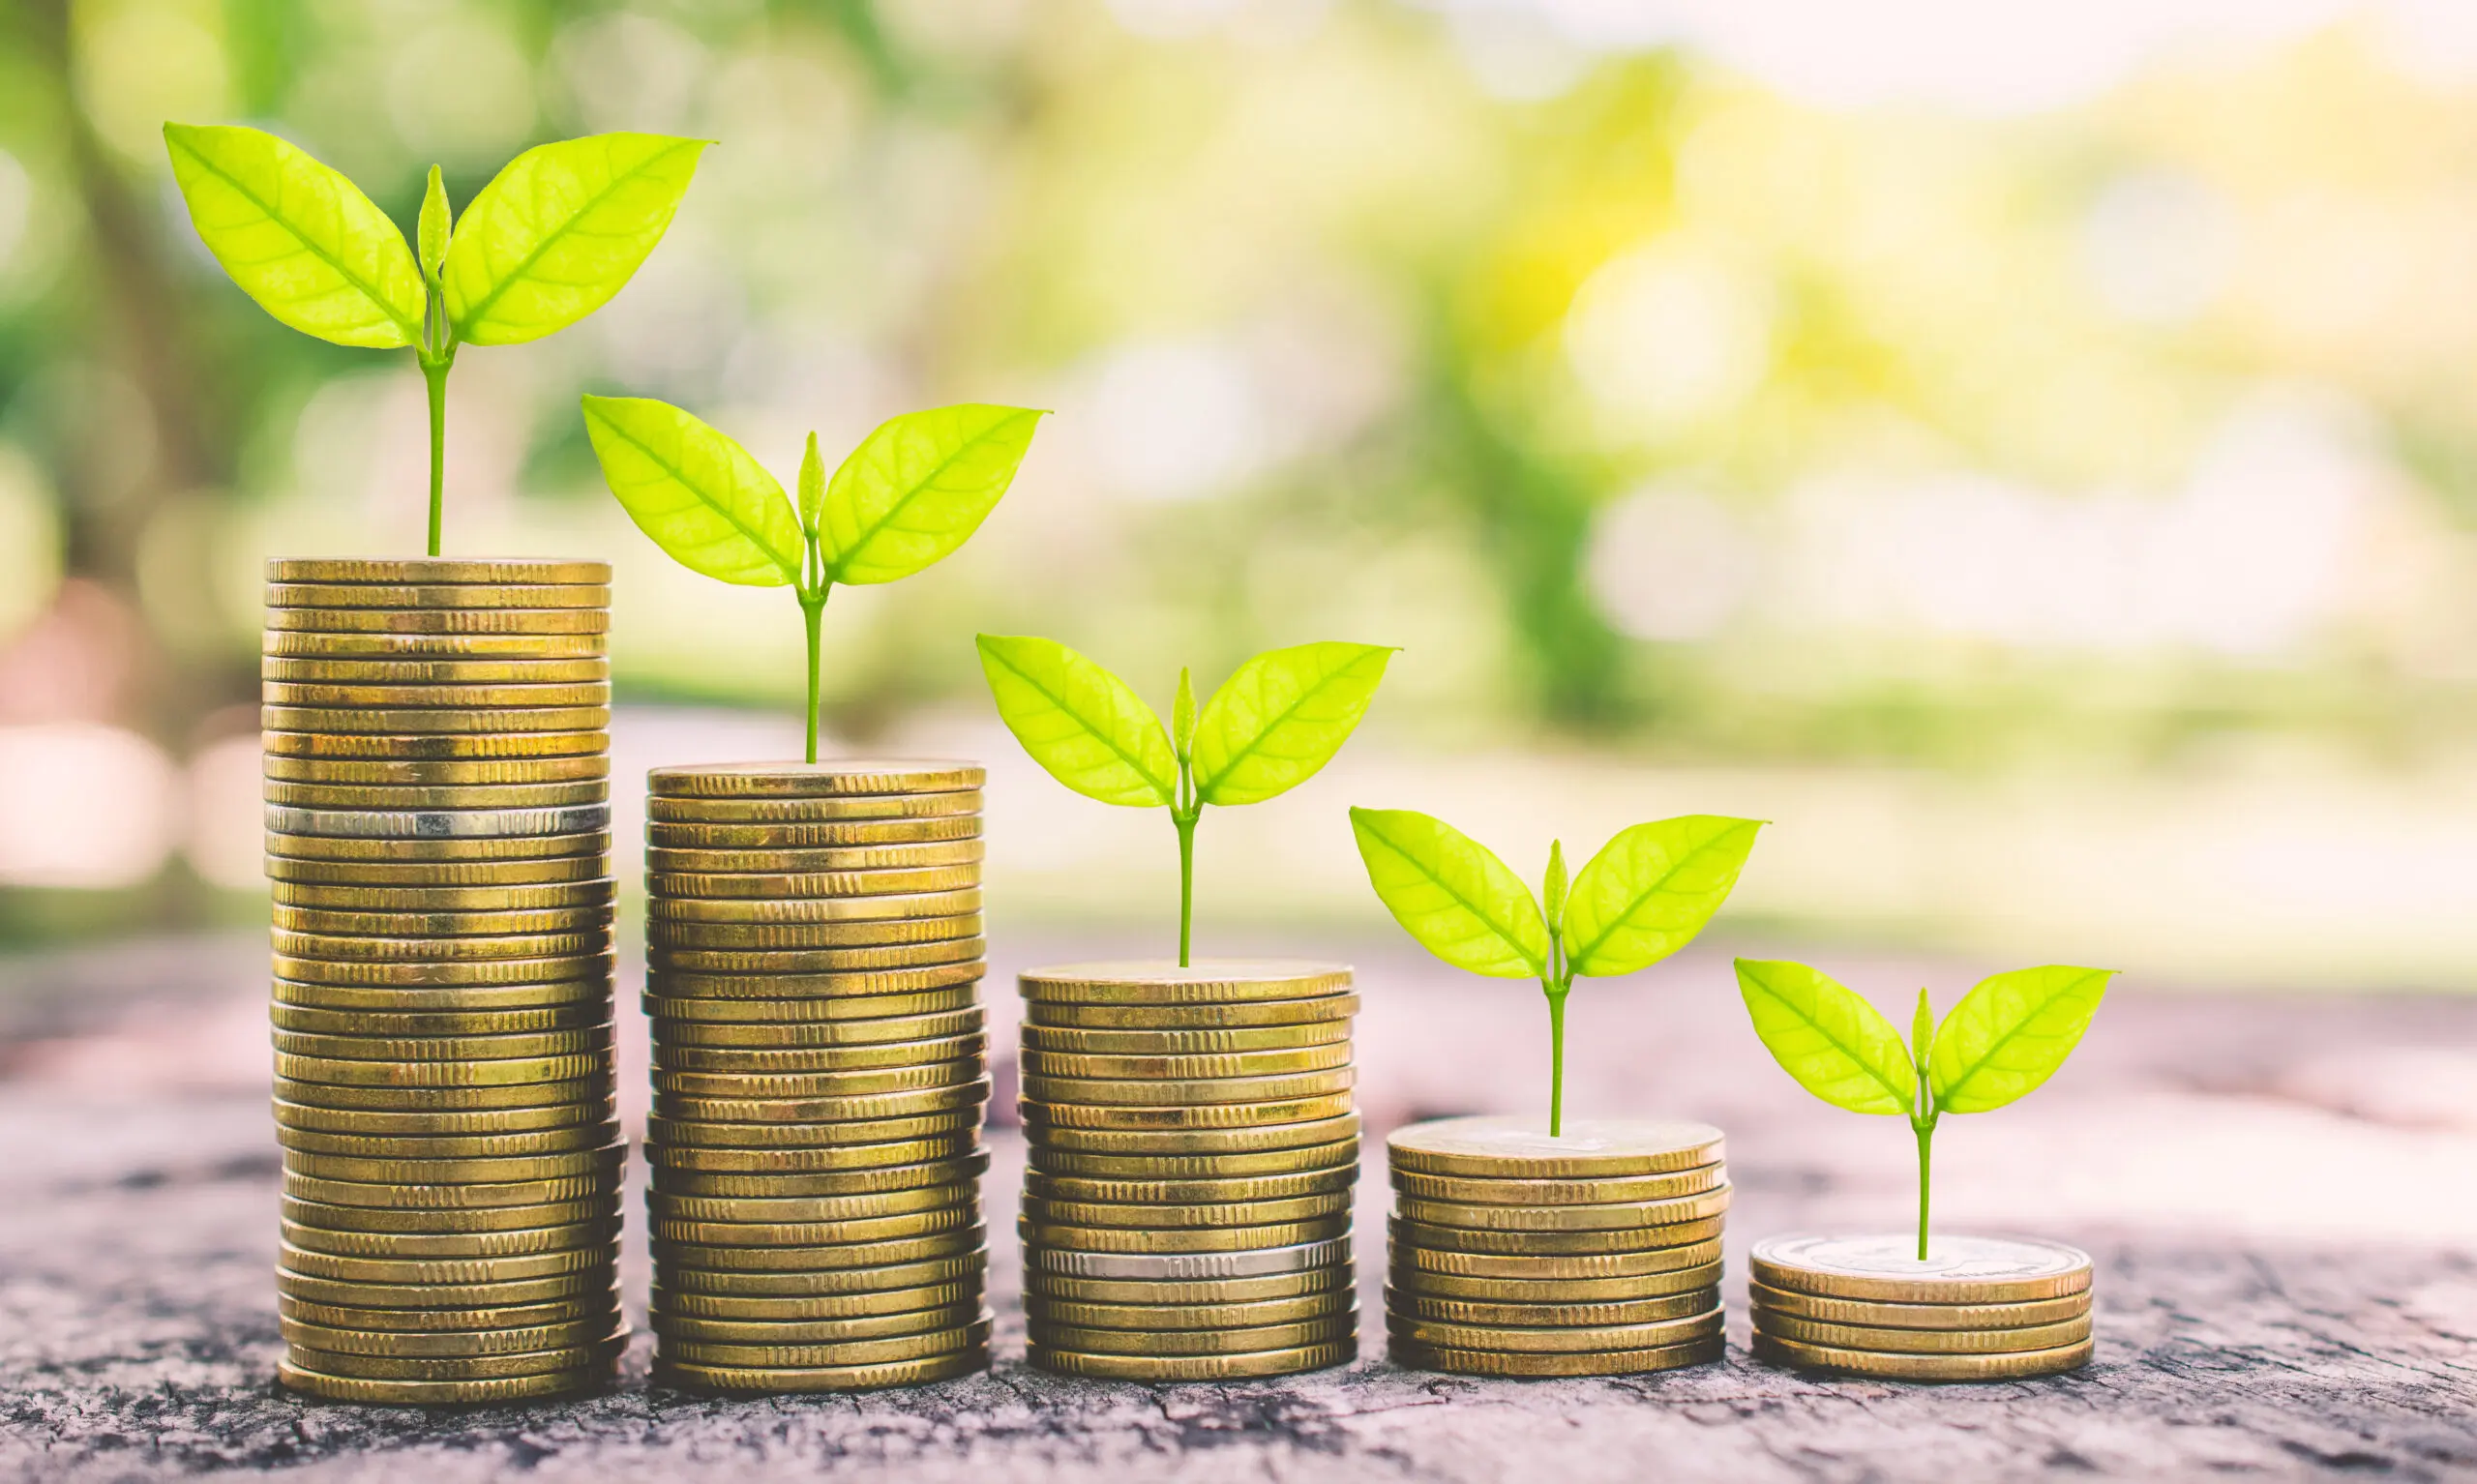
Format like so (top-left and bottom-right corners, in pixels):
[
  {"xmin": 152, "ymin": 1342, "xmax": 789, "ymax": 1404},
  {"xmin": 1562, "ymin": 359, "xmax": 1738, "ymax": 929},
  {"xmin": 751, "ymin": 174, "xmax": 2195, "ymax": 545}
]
[
  {"xmin": 641, "ymin": 761, "xmax": 995, "ymax": 1393},
  {"xmin": 1748, "ymin": 1233, "xmax": 2096, "ymax": 1380},
  {"xmin": 1385, "ymin": 1115, "xmax": 1730, "ymax": 1377},
  {"xmin": 264, "ymin": 557, "xmax": 623, "ymax": 1406},
  {"xmin": 1017, "ymin": 961, "xmax": 1361, "ymax": 1381}
]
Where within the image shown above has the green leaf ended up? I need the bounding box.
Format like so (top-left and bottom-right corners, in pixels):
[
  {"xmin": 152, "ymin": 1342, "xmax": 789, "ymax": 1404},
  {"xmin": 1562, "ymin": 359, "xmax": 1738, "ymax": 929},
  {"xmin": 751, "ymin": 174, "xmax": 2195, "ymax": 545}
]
[
  {"xmin": 1561, "ymin": 816, "xmax": 1762, "ymax": 978},
  {"xmin": 1191, "ymin": 642, "xmax": 1393, "ymax": 807},
  {"xmin": 1735, "ymin": 959, "xmax": 1914, "ymax": 1115},
  {"xmin": 443, "ymin": 133, "xmax": 707, "ymax": 346},
  {"xmin": 579, "ymin": 395, "xmax": 801, "ymax": 586},
  {"xmin": 975, "ymin": 635, "xmax": 1176, "ymax": 808},
  {"xmin": 418, "ymin": 165, "xmax": 450, "ymax": 286},
  {"xmin": 1542, "ymin": 841, "xmax": 1567, "ymax": 935},
  {"xmin": 1348, "ymin": 808, "xmax": 1548, "ymax": 979},
  {"xmin": 797, "ymin": 431, "xmax": 825, "ymax": 540},
  {"xmin": 819, "ymin": 404, "xmax": 1043, "ymax": 584},
  {"xmin": 1172, "ymin": 668, "xmax": 1197, "ymax": 761},
  {"xmin": 162, "ymin": 123, "xmax": 424, "ymax": 350},
  {"xmin": 1928, "ymin": 965, "xmax": 2113, "ymax": 1114}
]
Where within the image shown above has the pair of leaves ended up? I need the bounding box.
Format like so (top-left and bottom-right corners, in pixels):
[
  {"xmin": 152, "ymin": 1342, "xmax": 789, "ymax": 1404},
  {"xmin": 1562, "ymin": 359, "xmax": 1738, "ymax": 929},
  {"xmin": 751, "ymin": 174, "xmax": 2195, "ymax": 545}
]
[
  {"xmin": 581, "ymin": 398, "xmax": 1045, "ymax": 590},
  {"xmin": 1734, "ymin": 960, "xmax": 2111, "ymax": 1117},
  {"xmin": 976, "ymin": 638, "xmax": 1393, "ymax": 810},
  {"xmin": 164, "ymin": 124, "xmax": 705, "ymax": 351},
  {"xmin": 1350, "ymin": 810, "xmax": 1762, "ymax": 982}
]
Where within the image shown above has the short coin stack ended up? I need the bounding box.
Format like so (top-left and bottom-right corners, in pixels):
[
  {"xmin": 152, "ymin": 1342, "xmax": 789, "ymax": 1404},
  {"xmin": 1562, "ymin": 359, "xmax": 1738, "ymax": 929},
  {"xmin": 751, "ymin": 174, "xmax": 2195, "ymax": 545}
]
[
  {"xmin": 1749, "ymin": 1233, "xmax": 2095, "ymax": 1380},
  {"xmin": 641, "ymin": 761, "xmax": 994, "ymax": 1393},
  {"xmin": 1018, "ymin": 961, "xmax": 1360, "ymax": 1381},
  {"xmin": 263, "ymin": 556, "xmax": 623, "ymax": 1405},
  {"xmin": 1385, "ymin": 1115, "xmax": 1729, "ymax": 1377}
]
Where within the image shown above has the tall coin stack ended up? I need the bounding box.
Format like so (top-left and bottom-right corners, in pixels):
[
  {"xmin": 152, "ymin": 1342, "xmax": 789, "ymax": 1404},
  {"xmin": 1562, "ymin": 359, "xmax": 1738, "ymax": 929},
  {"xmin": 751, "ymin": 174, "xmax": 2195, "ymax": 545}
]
[
  {"xmin": 264, "ymin": 557, "xmax": 623, "ymax": 1405},
  {"xmin": 1018, "ymin": 961, "xmax": 1360, "ymax": 1381},
  {"xmin": 641, "ymin": 761, "xmax": 994, "ymax": 1393},
  {"xmin": 1749, "ymin": 1233, "xmax": 2095, "ymax": 1380},
  {"xmin": 1386, "ymin": 1116, "xmax": 1729, "ymax": 1377}
]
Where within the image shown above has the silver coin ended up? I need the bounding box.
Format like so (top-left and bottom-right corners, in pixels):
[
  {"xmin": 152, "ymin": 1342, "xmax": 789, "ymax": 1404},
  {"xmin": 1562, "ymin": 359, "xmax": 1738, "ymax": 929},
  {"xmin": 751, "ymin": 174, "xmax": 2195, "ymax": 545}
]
[
  {"xmin": 265, "ymin": 804, "xmax": 612, "ymax": 840},
  {"xmin": 1021, "ymin": 1235, "xmax": 1353, "ymax": 1281}
]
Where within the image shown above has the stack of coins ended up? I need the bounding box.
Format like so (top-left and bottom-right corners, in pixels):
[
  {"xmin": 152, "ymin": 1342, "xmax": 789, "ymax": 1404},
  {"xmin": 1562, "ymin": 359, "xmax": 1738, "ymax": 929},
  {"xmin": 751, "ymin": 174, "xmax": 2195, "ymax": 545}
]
[
  {"xmin": 263, "ymin": 557, "xmax": 623, "ymax": 1405},
  {"xmin": 1385, "ymin": 1115, "xmax": 1729, "ymax": 1377},
  {"xmin": 1017, "ymin": 961, "xmax": 1360, "ymax": 1381},
  {"xmin": 641, "ymin": 761, "xmax": 994, "ymax": 1393},
  {"xmin": 1749, "ymin": 1233, "xmax": 2095, "ymax": 1380}
]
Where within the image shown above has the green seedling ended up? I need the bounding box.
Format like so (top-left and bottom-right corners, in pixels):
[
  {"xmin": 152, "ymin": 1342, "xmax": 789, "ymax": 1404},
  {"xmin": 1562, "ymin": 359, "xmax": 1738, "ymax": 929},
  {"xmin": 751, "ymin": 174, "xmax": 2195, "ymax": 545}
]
[
  {"xmin": 164, "ymin": 123, "xmax": 706, "ymax": 554},
  {"xmin": 1734, "ymin": 960, "xmax": 2112, "ymax": 1260},
  {"xmin": 582, "ymin": 398, "xmax": 1043, "ymax": 764},
  {"xmin": 1350, "ymin": 810, "xmax": 1762, "ymax": 1136},
  {"xmin": 977, "ymin": 636, "xmax": 1393, "ymax": 966}
]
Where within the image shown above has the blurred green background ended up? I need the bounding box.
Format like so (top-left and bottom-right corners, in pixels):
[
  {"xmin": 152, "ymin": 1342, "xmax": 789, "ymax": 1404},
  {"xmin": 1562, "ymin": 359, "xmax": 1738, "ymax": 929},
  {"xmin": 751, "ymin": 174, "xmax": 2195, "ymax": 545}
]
[{"xmin": 1, "ymin": 0, "xmax": 2473, "ymax": 988}]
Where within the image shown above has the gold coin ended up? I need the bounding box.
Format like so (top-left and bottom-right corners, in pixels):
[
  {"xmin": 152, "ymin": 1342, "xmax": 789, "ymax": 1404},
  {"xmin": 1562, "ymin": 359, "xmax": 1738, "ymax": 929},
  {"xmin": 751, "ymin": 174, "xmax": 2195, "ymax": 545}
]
[
  {"xmin": 1386, "ymin": 1238, "xmax": 1726, "ymax": 1283},
  {"xmin": 265, "ymin": 630, "xmax": 606, "ymax": 659},
  {"xmin": 646, "ymin": 841, "xmax": 984, "ymax": 875},
  {"xmin": 1020, "ymin": 1112, "xmax": 1359, "ymax": 1158},
  {"xmin": 643, "ymin": 1135, "xmax": 980, "ymax": 1175},
  {"xmin": 272, "ymin": 1024, "xmax": 612, "ymax": 1061},
  {"xmin": 269, "ymin": 930, "xmax": 612, "ymax": 965},
  {"xmin": 284, "ymin": 1331, "xmax": 625, "ymax": 1378},
  {"xmin": 271, "ymin": 903, "xmax": 612, "ymax": 938},
  {"xmin": 646, "ymin": 1109, "xmax": 980, "ymax": 1151},
  {"xmin": 1387, "ymin": 1115, "xmax": 1725, "ymax": 1180},
  {"xmin": 1020, "ymin": 1068, "xmax": 1355, "ymax": 1107},
  {"xmin": 273, "ymin": 1099, "xmax": 614, "ymax": 1139},
  {"xmin": 1389, "ymin": 1164, "xmax": 1726, "ymax": 1206},
  {"xmin": 264, "ymin": 856, "xmax": 611, "ymax": 891},
  {"xmin": 261, "ymin": 704, "xmax": 612, "ymax": 735},
  {"xmin": 648, "ymin": 791, "xmax": 982, "ymax": 824},
  {"xmin": 284, "ymin": 1143, "xmax": 622, "ymax": 1186},
  {"xmin": 657, "ymin": 1317, "xmax": 992, "ymax": 1370},
  {"xmin": 1021, "ymin": 1193, "xmax": 1348, "ymax": 1230},
  {"xmin": 263, "ymin": 607, "xmax": 609, "ymax": 634},
  {"xmin": 279, "ymin": 1290, "xmax": 617, "ymax": 1333},
  {"xmin": 648, "ymin": 761, "xmax": 984, "ymax": 797},
  {"xmin": 269, "ymin": 878, "xmax": 614, "ymax": 912},
  {"xmin": 645, "ymin": 964, "xmax": 986, "ymax": 1003},
  {"xmin": 1748, "ymin": 1234, "xmax": 2095, "ymax": 1305},
  {"xmin": 652, "ymin": 1032, "xmax": 983, "ymax": 1074},
  {"xmin": 1388, "ymin": 1215, "xmax": 1723, "ymax": 1258},
  {"xmin": 1388, "ymin": 1303, "xmax": 1722, "ymax": 1354},
  {"xmin": 265, "ymin": 581, "xmax": 610, "ymax": 609},
  {"xmin": 261, "ymin": 729, "xmax": 607, "ymax": 761},
  {"xmin": 279, "ymin": 1216, "xmax": 620, "ymax": 1261},
  {"xmin": 1018, "ymin": 1020, "xmax": 1351, "ymax": 1055},
  {"xmin": 645, "ymin": 942, "xmax": 984, "ymax": 980},
  {"xmin": 1017, "ymin": 1216, "xmax": 1348, "ymax": 1256},
  {"xmin": 648, "ymin": 890, "xmax": 982, "ymax": 925},
  {"xmin": 1390, "ymin": 1335, "xmax": 1721, "ymax": 1378},
  {"xmin": 1026, "ymin": 1340, "xmax": 1352, "ymax": 1381},
  {"xmin": 1019, "ymin": 1044, "xmax": 1351, "ymax": 1081},
  {"xmin": 1021, "ymin": 1266, "xmax": 1350, "ymax": 1307},
  {"xmin": 1385, "ymin": 1286, "xmax": 1716, "ymax": 1328},
  {"xmin": 272, "ymin": 1076, "xmax": 609, "ymax": 1114},
  {"xmin": 1747, "ymin": 1281, "xmax": 2093, "ymax": 1331},
  {"xmin": 651, "ymin": 1280, "xmax": 979, "ymax": 1322},
  {"xmin": 652, "ymin": 1006, "xmax": 985, "ymax": 1046},
  {"xmin": 280, "ymin": 1121, "xmax": 620, "ymax": 1161},
  {"xmin": 261, "ymin": 681, "xmax": 611, "ymax": 709},
  {"xmin": 650, "ymin": 1059, "xmax": 984, "ymax": 1101},
  {"xmin": 282, "ymin": 1193, "xmax": 619, "ymax": 1233},
  {"xmin": 1020, "ymin": 1090, "xmax": 1354, "ymax": 1131},
  {"xmin": 1027, "ymin": 1135, "xmax": 1358, "ymax": 1181},
  {"xmin": 647, "ymin": 816, "xmax": 982, "ymax": 850},
  {"xmin": 264, "ymin": 779, "xmax": 611, "ymax": 811},
  {"xmin": 277, "ymin": 1360, "xmax": 610, "ymax": 1404},
  {"xmin": 1024, "ymin": 1291, "xmax": 1352, "ymax": 1332},
  {"xmin": 266, "ymin": 829, "xmax": 607, "ymax": 862},
  {"xmin": 1388, "ymin": 1259, "xmax": 1723, "ymax": 1305},
  {"xmin": 648, "ymin": 1299, "xmax": 983, "ymax": 1346},
  {"xmin": 270, "ymin": 999, "xmax": 609, "ymax": 1036},
  {"xmin": 262, "ymin": 656, "xmax": 611, "ymax": 686},
  {"xmin": 655, "ymin": 1255, "xmax": 983, "ymax": 1300},
  {"xmin": 1018, "ymin": 960, "xmax": 1350, "ymax": 1005},
  {"xmin": 652, "ymin": 1228, "xmax": 984, "ymax": 1274},
  {"xmin": 278, "ymin": 1268, "xmax": 615, "ymax": 1310},
  {"xmin": 263, "ymin": 753, "xmax": 609, "ymax": 786},
  {"xmin": 274, "ymin": 966, "xmax": 610, "ymax": 1004},
  {"xmin": 1023, "ymin": 1235, "xmax": 1350, "ymax": 1283},
  {"xmin": 1029, "ymin": 1314, "xmax": 1355, "ymax": 1357},
  {"xmin": 647, "ymin": 1183, "xmax": 976, "ymax": 1227},
  {"xmin": 1750, "ymin": 1331, "xmax": 2096, "ymax": 1380},
  {"xmin": 645, "ymin": 865, "xmax": 981, "ymax": 901},
  {"xmin": 266, "ymin": 558, "xmax": 612, "ymax": 585},
  {"xmin": 277, "ymin": 1240, "xmax": 612, "ymax": 1286},
  {"xmin": 1392, "ymin": 1188, "xmax": 1730, "ymax": 1232},
  {"xmin": 1756, "ymin": 1310, "xmax": 2094, "ymax": 1355},
  {"xmin": 1025, "ymin": 994, "xmax": 1360, "ymax": 1032},
  {"xmin": 273, "ymin": 1050, "xmax": 610, "ymax": 1088},
  {"xmin": 651, "ymin": 1076, "xmax": 991, "ymax": 1125},
  {"xmin": 651, "ymin": 1348, "xmax": 985, "ymax": 1394},
  {"xmin": 1024, "ymin": 1165, "xmax": 1356, "ymax": 1206},
  {"xmin": 645, "ymin": 914, "xmax": 982, "ymax": 951},
  {"xmin": 652, "ymin": 1153, "xmax": 987, "ymax": 1201}
]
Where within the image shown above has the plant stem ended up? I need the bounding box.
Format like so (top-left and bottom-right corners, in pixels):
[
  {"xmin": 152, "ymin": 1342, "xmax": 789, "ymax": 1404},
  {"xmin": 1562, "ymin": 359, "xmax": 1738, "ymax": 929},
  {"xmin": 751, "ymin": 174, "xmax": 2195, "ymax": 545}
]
[
  {"xmin": 1544, "ymin": 978, "xmax": 1569, "ymax": 1137},
  {"xmin": 798, "ymin": 586, "xmax": 828, "ymax": 765},
  {"xmin": 420, "ymin": 350, "xmax": 452, "ymax": 556},
  {"xmin": 1173, "ymin": 805, "xmax": 1198, "ymax": 968},
  {"xmin": 1914, "ymin": 1119, "xmax": 1934, "ymax": 1261}
]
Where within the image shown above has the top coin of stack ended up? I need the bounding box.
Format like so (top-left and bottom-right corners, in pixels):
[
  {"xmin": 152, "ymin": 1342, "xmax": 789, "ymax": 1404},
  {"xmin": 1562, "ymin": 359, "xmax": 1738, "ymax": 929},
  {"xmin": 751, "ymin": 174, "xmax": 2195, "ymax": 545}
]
[
  {"xmin": 262, "ymin": 556, "xmax": 624, "ymax": 1407},
  {"xmin": 1384, "ymin": 1115, "xmax": 1728, "ymax": 1377},
  {"xmin": 1748, "ymin": 1233, "xmax": 2095, "ymax": 1380},
  {"xmin": 641, "ymin": 761, "xmax": 995, "ymax": 1394},
  {"xmin": 1018, "ymin": 961, "xmax": 1360, "ymax": 1382}
]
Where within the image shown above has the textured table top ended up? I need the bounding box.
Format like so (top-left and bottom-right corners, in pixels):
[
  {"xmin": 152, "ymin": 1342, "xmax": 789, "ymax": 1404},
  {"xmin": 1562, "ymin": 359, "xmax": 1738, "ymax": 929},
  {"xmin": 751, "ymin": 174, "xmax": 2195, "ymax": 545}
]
[{"xmin": 2, "ymin": 932, "xmax": 2473, "ymax": 1482}]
